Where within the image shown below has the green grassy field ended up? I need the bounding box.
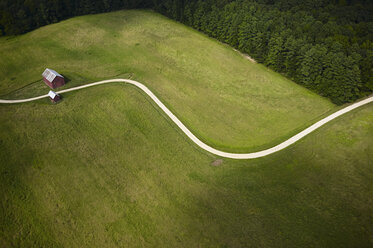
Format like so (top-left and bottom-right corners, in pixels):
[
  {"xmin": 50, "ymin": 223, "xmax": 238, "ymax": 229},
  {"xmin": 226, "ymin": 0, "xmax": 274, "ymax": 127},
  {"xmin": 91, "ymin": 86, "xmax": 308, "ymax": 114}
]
[
  {"xmin": 0, "ymin": 85, "xmax": 372, "ymax": 247},
  {"xmin": 0, "ymin": 10, "xmax": 335, "ymax": 152},
  {"xmin": 0, "ymin": 10, "xmax": 372, "ymax": 247}
]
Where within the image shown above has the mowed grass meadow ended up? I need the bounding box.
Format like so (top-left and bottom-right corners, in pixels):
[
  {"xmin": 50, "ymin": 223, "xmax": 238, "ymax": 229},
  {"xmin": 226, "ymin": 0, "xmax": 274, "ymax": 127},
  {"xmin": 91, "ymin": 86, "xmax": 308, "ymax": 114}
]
[
  {"xmin": 1, "ymin": 85, "xmax": 373, "ymax": 247},
  {"xmin": 0, "ymin": 10, "xmax": 335, "ymax": 152},
  {"xmin": 0, "ymin": 10, "xmax": 372, "ymax": 247}
]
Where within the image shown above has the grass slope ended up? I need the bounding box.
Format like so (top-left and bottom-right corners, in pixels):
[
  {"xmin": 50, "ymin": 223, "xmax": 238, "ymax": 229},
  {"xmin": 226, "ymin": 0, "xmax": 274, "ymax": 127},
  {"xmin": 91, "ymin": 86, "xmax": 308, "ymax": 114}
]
[
  {"xmin": 1, "ymin": 10, "xmax": 372, "ymax": 247},
  {"xmin": 0, "ymin": 10, "xmax": 335, "ymax": 152},
  {"xmin": 0, "ymin": 85, "xmax": 372, "ymax": 247}
]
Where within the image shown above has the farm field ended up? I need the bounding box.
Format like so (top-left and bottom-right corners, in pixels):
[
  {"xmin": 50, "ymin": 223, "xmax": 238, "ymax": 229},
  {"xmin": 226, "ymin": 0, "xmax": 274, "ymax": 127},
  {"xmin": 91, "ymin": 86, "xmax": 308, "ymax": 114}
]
[
  {"xmin": 0, "ymin": 85, "xmax": 372, "ymax": 247},
  {"xmin": 0, "ymin": 10, "xmax": 335, "ymax": 152},
  {"xmin": 0, "ymin": 10, "xmax": 372, "ymax": 247}
]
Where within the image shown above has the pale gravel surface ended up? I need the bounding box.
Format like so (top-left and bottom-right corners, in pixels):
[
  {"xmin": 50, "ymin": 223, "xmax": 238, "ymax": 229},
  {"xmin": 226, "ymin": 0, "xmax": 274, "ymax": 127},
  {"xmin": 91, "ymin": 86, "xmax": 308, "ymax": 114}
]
[
  {"xmin": 1, "ymin": 79, "xmax": 372, "ymax": 159},
  {"xmin": 233, "ymin": 48, "xmax": 257, "ymax": 63}
]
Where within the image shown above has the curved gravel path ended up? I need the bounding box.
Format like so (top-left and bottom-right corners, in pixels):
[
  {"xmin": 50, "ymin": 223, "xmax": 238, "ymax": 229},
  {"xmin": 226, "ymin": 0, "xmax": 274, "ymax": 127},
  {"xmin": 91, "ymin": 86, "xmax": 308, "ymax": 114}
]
[{"xmin": 1, "ymin": 79, "xmax": 372, "ymax": 159}]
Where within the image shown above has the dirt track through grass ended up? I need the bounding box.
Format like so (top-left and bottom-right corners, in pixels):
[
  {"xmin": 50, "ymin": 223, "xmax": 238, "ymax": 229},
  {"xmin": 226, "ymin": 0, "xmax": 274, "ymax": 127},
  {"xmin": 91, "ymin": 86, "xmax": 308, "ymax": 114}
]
[
  {"xmin": 1, "ymin": 78, "xmax": 371, "ymax": 159},
  {"xmin": 1, "ymin": 10, "xmax": 372, "ymax": 247},
  {"xmin": 1, "ymin": 85, "xmax": 372, "ymax": 247},
  {"xmin": 0, "ymin": 10, "xmax": 335, "ymax": 152}
]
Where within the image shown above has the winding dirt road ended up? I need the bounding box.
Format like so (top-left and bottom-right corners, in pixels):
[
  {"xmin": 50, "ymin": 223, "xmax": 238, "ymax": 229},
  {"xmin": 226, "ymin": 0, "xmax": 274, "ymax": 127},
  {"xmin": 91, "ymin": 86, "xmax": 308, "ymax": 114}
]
[{"xmin": 1, "ymin": 79, "xmax": 372, "ymax": 159}]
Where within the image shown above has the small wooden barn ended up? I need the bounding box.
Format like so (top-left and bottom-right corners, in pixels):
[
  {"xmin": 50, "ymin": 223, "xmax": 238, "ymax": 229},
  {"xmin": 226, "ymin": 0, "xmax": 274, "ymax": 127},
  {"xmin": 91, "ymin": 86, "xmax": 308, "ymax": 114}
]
[
  {"xmin": 42, "ymin": 68, "xmax": 65, "ymax": 89},
  {"xmin": 48, "ymin": 90, "xmax": 61, "ymax": 103}
]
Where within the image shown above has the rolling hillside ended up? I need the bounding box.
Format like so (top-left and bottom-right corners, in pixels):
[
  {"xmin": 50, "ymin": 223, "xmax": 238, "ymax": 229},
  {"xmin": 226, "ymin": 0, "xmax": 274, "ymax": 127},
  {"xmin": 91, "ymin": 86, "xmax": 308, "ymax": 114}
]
[
  {"xmin": 0, "ymin": 10, "xmax": 372, "ymax": 247},
  {"xmin": 0, "ymin": 10, "xmax": 335, "ymax": 152}
]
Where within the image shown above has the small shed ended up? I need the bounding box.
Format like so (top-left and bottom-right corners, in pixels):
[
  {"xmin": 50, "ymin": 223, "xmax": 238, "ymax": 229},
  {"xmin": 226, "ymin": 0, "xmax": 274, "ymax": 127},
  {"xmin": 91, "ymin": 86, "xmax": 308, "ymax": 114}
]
[
  {"xmin": 42, "ymin": 68, "xmax": 65, "ymax": 89},
  {"xmin": 48, "ymin": 90, "xmax": 61, "ymax": 103}
]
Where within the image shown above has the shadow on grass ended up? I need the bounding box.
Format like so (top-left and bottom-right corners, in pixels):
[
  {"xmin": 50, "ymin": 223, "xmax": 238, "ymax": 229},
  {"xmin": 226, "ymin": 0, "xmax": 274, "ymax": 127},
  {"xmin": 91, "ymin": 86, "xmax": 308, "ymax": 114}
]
[{"xmin": 61, "ymin": 74, "xmax": 71, "ymax": 84}]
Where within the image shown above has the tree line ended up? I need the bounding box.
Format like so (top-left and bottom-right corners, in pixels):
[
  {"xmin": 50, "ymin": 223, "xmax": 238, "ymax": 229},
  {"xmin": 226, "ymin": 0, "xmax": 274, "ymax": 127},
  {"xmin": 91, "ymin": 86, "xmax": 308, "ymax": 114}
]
[
  {"xmin": 0, "ymin": 0, "xmax": 152, "ymax": 35},
  {"xmin": 154, "ymin": 0, "xmax": 373, "ymax": 104},
  {"xmin": 1, "ymin": 0, "xmax": 372, "ymax": 104}
]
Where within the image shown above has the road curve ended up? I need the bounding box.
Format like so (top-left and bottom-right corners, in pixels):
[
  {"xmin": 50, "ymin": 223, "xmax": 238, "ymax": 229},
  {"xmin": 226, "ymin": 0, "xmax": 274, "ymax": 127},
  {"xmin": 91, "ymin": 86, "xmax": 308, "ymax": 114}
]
[{"xmin": 1, "ymin": 79, "xmax": 372, "ymax": 159}]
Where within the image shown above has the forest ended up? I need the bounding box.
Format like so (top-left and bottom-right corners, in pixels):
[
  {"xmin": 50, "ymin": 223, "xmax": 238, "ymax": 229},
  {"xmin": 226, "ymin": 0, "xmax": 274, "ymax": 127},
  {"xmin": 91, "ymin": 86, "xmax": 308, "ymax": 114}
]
[{"xmin": 1, "ymin": 0, "xmax": 372, "ymax": 104}]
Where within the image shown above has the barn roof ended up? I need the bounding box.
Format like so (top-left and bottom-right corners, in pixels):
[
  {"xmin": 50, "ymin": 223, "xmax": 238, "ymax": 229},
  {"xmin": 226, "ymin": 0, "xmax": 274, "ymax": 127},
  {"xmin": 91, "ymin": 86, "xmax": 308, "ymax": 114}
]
[
  {"xmin": 48, "ymin": 90, "xmax": 58, "ymax": 99},
  {"xmin": 42, "ymin": 68, "xmax": 63, "ymax": 82}
]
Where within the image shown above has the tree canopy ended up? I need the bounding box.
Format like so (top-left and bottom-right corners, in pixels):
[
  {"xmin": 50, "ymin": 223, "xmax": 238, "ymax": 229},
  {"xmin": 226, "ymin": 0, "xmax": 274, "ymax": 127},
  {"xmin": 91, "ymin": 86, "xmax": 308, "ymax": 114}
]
[{"xmin": 1, "ymin": 0, "xmax": 372, "ymax": 104}]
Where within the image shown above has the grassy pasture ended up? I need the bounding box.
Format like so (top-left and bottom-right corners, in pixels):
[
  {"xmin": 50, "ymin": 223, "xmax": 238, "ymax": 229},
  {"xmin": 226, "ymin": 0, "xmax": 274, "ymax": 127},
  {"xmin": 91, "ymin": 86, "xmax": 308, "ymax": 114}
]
[
  {"xmin": 0, "ymin": 10, "xmax": 372, "ymax": 247},
  {"xmin": 0, "ymin": 10, "xmax": 335, "ymax": 152},
  {"xmin": 0, "ymin": 85, "xmax": 372, "ymax": 247}
]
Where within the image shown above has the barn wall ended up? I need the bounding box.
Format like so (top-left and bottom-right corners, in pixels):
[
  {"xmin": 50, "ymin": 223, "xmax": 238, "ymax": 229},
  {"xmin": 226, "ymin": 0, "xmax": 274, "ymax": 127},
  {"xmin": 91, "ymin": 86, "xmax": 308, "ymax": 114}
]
[
  {"xmin": 43, "ymin": 78, "xmax": 54, "ymax": 89},
  {"xmin": 43, "ymin": 76, "xmax": 65, "ymax": 89},
  {"xmin": 49, "ymin": 95, "xmax": 61, "ymax": 103},
  {"xmin": 54, "ymin": 76, "xmax": 65, "ymax": 88}
]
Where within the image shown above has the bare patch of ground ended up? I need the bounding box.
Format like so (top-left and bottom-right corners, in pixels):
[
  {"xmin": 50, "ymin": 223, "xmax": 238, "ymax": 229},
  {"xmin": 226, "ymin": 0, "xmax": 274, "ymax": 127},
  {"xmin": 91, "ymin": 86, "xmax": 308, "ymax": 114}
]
[
  {"xmin": 211, "ymin": 159, "xmax": 223, "ymax": 166},
  {"xmin": 233, "ymin": 48, "xmax": 257, "ymax": 63}
]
